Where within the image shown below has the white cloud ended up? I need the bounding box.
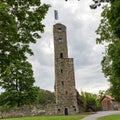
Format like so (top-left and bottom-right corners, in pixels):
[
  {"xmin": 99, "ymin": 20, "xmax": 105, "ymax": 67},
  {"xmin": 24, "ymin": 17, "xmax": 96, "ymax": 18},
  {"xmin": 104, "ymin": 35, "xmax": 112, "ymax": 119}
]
[
  {"xmin": 75, "ymin": 64, "xmax": 110, "ymax": 93},
  {"xmin": 28, "ymin": 0, "xmax": 109, "ymax": 94}
]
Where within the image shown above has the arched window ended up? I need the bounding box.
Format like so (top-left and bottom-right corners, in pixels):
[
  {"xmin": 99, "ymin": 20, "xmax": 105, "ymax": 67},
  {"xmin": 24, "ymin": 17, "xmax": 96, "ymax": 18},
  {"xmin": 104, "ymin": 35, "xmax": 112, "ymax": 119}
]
[
  {"xmin": 58, "ymin": 37, "xmax": 62, "ymax": 43},
  {"xmin": 58, "ymin": 27, "xmax": 62, "ymax": 32}
]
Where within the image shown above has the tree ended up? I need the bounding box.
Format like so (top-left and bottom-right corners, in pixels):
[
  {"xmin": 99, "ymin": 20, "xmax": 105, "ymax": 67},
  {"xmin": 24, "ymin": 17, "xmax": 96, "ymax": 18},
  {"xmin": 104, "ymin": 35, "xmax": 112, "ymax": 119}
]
[
  {"xmin": 0, "ymin": 0, "xmax": 50, "ymax": 76},
  {"xmin": 36, "ymin": 88, "xmax": 55, "ymax": 105},
  {"xmin": 81, "ymin": 91, "xmax": 100, "ymax": 111},
  {"xmin": 107, "ymin": 0, "xmax": 120, "ymax": 38},
  {"xmin": 0, "ymin": 0, "xmax": 50, "ymax": 107},
  {"xmin": 96, "ymin": 5, "xmax": 120, "ymax": 102},
  {"xmin": 0, "ymin": 1, "xmax": 18, "ymax": 77},
  {"xmin": 90, "ymin": 0, "xmax": 120, "ymax": 39},
  {"xmin": 90, "ymin": 0, "xmax": 120, "ymax": 102},
  {"xmin": 0, "ymin": 87, "xmax": 55, "ymax": 108},
  {"xmin": 108, "ymin": 41, "xmax": 120, "ymax": 101},
  {"xmin": 0, "ymin": 61, "xmax": 38, "ymax": 107},
  {"xmin": 98, "ymin": 89, "xmax": 112, "ymax": 99}
]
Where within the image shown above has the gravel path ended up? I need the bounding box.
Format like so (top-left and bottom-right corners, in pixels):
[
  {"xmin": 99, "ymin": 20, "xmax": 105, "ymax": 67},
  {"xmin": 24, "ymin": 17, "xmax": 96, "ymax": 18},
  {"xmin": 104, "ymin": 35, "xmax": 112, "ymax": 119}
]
[{"xmin": 81, "ymin": 111, "xmax": 120, "ymax": 120}]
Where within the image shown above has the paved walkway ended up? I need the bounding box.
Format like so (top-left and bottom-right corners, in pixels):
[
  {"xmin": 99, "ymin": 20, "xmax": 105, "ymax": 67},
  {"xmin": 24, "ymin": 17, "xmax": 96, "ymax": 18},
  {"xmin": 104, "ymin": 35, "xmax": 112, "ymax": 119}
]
[{"xmin": 81, "ymin": 111, "xmax": 120, "ymax": 120}]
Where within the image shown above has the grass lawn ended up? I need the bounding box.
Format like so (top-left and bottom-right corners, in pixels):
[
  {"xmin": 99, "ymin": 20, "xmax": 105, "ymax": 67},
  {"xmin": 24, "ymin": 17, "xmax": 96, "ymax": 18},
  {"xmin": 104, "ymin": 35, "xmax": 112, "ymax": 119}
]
[
  {"xmin": 97, "ymin": 114, "xmax": 120, "ymax": 120},
  {"xmin": 2, "ymin": 114, "xmax": 88, "ymax": 120}
]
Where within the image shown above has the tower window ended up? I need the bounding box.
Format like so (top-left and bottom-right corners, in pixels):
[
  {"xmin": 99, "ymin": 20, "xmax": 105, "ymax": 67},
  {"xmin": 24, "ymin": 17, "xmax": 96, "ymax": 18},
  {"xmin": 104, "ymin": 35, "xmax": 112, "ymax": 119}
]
[
  {"xmin": 73, "ymin": 106, "xmax": 75, "ymax": 108},
  {"xmin": 73, "ymin": 106, "xmax": 76, "ymax": 111},
  {"xmin": 60, "ymin": 53, "xmax": 63, "ymax": 58},
  {"xmin": 66, "ymin": 91, "xmax": 68, "ymax": 95},
  {"xmin": 61, "ymin": 81, "xmax": 64, "ymax": 86},
  {"xmin": 58, "ymin": 38, "xmax": 62, "ymax": 43},
  {"xmin": 58, "ymin": 27, "xmax": 62, "ymax": 32},
  {"xmin": 61, "ymin": 69, "xmax": 63, "ymax": 73}
]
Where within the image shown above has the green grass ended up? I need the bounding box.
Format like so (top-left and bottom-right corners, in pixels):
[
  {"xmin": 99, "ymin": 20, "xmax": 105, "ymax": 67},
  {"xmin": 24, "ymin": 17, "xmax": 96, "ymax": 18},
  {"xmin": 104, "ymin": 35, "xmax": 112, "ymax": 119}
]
[
  {"xmin": 97, "ymin": 114, "xmax": 120, "ymax": 120},
  {"xmin": 2, "ymin": 114, "xmax": 87, "ymax": 120}
]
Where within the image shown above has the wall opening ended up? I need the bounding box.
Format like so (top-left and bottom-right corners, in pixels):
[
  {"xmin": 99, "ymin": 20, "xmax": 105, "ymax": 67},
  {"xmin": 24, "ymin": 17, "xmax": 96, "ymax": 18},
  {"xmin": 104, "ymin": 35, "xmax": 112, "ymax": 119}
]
[
  {"xmin": 64, "ymin": 108, "xmax": 68, "ymax": 115},
  {"xmin": 60, "ymin": 53, "xmax": 63, "ymax": 58},
  {"xmin": 58, "ymin": 109, "xmax": 61, "ymax": 112},
  {"xmin": 61, "ymin": 81, "xmax": 64, "ymax": 86},
  {"xmin": 58, "ymin": 27, "xmax": 62, "ymax": 32},
  {"xmin": 58, "ymin": 38, "xmax": 62, "ymax": 43}
]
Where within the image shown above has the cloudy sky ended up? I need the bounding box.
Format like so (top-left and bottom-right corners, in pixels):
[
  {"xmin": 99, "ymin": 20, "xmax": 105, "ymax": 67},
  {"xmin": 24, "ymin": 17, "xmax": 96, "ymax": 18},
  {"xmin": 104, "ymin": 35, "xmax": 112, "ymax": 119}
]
[{"xmin": 28, "ymin": 0, "xmax": 110, "ymax": 94}]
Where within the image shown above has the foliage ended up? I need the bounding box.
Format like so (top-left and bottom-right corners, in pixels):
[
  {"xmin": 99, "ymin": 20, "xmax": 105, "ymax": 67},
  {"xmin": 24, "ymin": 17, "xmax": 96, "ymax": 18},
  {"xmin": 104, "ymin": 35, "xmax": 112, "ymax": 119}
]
[
  {"xmin": 96, "ymin": 6, "xmax": 118, "ymax": 44},
  {"xmin": 0, "ymin": 0, "xmax": 50, "ymax": 107},
  {"xmin": 107, "ymin": 0, "xmax": 120, "ymax": 38},
  {"xmin": 92, "ymin": 1, "xmax": 120, "ymax": 102},
  {"xmin": 96, "ymin": 5, "xmax": 120, "ymax": 102},
  {"xmin": 35, "ymin": 88, "xmax": 55, "ymax": 105},
  {"xmin": 0, "ymin": 87, "xmax": 55, "ymax": 108},
  {"xmin": 0, "ymin": 61, "xmax": 39, "ymax": 107},
  {"xmin": 1, "ymin": 114, "xmax": 88, "ymax": 120},
  {"xmin": 81, "ymin": 91, "xmax": 87, "ymax": 111},
  {"xmin": 0, "ymin": 1, "xmax": 18, "ymax": 76},
  {"xmin": 97, "ymin": 114, "xmax": 120, "ymax": 120},
  {"xmin": 98, "ymin": 89, "xmax": 112, "ymax": 99},
  {"xmin": 81, "ymin": 91, "xmax": 100, "ymax": 111},
  {"xmin": 0, "ymin": 0, "xmax": 50, "ymax": 75},
  {"xmin": 90, "ymin": 0, "xmax": 109, "ymax": 9},
  {"xmin": 90, "ymin": 0, "xmax": 120, "ymax": 38}
]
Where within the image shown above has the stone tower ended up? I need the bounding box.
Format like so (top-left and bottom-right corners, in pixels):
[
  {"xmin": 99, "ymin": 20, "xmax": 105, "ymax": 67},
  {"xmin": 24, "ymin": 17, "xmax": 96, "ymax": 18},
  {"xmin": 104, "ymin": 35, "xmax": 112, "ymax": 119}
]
[{"xmin": 53, "ymin": 23, "xmax": 78, "ymax": 115}]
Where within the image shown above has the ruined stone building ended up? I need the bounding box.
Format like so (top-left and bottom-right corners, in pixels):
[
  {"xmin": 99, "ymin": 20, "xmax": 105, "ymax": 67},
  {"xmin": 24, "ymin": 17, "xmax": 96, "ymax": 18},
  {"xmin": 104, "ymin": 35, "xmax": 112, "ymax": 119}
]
[{"xmin": 53, "ymin": 23, "xmax": 79, "ymax": 115}]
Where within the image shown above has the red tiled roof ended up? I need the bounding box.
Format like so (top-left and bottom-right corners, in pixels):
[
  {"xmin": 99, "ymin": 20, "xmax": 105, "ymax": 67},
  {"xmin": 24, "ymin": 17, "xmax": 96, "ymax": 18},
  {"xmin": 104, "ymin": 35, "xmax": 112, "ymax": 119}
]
[{"xmin": 100, "ymin": 95, "xmax": 115, "ymax": 101}]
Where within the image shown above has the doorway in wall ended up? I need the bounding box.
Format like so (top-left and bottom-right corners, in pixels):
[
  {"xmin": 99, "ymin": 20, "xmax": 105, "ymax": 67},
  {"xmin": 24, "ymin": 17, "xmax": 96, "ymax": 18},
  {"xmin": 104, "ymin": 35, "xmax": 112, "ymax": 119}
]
[{"xmin": 64, "ymin": 108, "xmax": 68, "ymax": 115}]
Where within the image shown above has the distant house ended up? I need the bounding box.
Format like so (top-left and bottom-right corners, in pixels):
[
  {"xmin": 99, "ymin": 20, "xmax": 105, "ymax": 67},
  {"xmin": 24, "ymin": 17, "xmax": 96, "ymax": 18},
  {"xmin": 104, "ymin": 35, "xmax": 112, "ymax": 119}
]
[{"xmin": 100, "ymin": 95, "xmax": 118, "ymax": 111}]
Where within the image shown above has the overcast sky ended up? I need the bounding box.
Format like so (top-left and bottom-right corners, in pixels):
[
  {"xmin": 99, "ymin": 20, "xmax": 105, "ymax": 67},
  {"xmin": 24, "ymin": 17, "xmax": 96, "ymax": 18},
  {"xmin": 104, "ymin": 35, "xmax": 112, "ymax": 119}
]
[{"xmin": 28, "ymin": 0, "xmax": 110, "ymax": 94}]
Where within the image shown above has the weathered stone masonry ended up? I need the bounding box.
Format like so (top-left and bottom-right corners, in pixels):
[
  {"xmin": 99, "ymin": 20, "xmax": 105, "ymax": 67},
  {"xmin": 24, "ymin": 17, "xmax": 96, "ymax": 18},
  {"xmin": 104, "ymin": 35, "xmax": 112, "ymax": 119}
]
[{"xmin": 53, "ymin": 23, "xmax": 79, "ymax": 115}]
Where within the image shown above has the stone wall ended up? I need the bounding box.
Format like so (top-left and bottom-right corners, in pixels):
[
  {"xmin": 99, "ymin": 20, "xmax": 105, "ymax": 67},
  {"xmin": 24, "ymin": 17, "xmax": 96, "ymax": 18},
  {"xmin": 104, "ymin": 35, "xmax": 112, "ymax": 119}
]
[{"xmin": 0, "ymin": 104, "xmax": 56, "ymax": 118}]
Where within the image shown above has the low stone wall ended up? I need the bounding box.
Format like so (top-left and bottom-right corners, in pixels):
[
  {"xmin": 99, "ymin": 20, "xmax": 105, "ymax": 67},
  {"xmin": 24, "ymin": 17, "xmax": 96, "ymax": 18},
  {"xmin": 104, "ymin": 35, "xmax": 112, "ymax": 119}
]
[{"xmin": 0, "ymin": 104, "xmax": 56, "ymax": 118}]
